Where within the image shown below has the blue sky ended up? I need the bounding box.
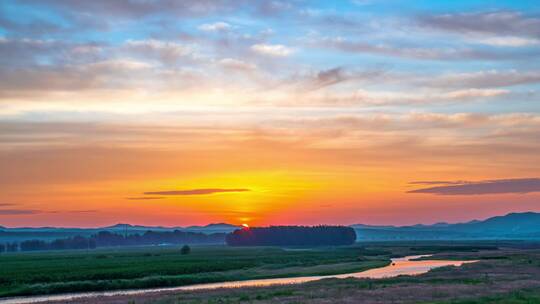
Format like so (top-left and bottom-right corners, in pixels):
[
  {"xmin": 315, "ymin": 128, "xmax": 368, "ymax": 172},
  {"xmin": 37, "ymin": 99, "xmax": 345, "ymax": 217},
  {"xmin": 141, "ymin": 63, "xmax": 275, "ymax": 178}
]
[{"xmin": 1, "ymin": 0, "xmax": 539, "ymax": 117}]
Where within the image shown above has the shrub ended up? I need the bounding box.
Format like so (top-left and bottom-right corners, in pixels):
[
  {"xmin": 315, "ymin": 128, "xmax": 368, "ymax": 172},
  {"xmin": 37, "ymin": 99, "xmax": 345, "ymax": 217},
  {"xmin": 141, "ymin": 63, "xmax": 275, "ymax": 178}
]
[{"xmin": 180, "ymin": 245, "xmax": 191, "ymax": 255}]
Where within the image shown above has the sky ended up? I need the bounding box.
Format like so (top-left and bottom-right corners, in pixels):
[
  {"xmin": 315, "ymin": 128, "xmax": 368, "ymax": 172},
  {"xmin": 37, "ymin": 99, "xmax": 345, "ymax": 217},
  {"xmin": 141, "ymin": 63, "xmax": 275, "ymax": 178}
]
[{"xmin": 1, "ymin": 0, "xmax": 540, "ymax": 228}]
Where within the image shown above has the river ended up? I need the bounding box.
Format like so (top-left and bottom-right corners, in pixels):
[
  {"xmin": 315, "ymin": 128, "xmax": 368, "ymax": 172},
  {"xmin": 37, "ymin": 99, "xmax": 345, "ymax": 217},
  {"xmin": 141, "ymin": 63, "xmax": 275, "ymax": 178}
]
[{"xmin": 0, "ymin": 255, "xmax": 477, "ymax": 304}]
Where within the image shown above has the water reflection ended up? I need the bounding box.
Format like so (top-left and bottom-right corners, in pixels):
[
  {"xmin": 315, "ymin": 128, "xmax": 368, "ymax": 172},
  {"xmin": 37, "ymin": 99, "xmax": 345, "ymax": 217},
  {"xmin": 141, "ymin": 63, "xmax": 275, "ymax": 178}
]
[{"xmin": 0, "ymin": 255, "xmax": 477, "ymax": 304}]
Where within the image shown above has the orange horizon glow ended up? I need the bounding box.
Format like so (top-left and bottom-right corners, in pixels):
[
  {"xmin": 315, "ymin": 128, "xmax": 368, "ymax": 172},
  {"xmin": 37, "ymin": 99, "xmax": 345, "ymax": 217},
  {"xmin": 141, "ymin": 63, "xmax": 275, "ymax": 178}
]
[{"xmin": 1, "ymin": 141, "xmax": 540, "ymax": 227}]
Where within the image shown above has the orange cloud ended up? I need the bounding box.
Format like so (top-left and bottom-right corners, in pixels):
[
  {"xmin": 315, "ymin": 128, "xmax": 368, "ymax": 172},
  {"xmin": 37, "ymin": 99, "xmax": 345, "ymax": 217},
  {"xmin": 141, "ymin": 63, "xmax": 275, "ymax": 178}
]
[{"xmin": 143, "ymin": 189, "xmax": 250, "ymax": 196}]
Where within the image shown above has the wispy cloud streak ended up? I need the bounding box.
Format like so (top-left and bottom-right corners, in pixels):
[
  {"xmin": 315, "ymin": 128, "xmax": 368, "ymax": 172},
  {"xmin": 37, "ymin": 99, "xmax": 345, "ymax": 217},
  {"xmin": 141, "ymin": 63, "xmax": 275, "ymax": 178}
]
[
  {"xmin": 126, "ymin": 197, "xmax": 164, "ymax": 200},
  {"xmin": 143, "ymin": 188, "xmax": 250, "ymax": 196},
  {"xmin": 408, "ymin": 178, "xmax": 540, "ymax": 195}
]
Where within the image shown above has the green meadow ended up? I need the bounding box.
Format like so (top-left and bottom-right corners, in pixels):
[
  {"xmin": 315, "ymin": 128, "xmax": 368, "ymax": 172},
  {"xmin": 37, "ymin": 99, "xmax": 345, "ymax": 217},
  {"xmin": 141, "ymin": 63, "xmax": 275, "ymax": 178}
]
[
  {"xmin": 1, "ymin": 241, "xmax": 539, "ymax": 303},
  {"xmin": 0, "ymin": 245, "xmax": 389, "ymax": 297}
]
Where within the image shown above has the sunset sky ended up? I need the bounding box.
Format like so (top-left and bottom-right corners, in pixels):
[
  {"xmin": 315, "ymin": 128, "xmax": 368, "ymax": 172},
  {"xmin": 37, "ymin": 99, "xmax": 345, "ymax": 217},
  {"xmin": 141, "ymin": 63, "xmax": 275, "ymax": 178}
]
[{"xmin": 1, "ymin": 0, "xmax": 540, "ymax": 227}]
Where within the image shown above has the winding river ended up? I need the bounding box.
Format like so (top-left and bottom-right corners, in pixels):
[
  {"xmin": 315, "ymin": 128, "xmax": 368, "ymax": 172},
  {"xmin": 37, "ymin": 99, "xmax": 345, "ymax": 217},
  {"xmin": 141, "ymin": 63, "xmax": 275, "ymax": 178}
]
[{"xmin": 0, "ymin": 255, "xmax": 477, "ymax": 304}]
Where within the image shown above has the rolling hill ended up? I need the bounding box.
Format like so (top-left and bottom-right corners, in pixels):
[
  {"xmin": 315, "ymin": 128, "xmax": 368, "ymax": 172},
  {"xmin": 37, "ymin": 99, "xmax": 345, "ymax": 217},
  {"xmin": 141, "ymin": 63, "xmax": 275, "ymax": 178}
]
[
  {"xmin": 2, "ymin": 212, "xmax": 540, "ymax": 243},
  {"xmin": 352, "ymin": 212, "xmax": 540, "ymax": 241}
]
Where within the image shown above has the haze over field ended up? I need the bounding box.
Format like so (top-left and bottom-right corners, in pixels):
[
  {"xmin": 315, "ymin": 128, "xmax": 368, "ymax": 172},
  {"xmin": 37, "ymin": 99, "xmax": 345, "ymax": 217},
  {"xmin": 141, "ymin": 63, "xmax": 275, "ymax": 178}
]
[{"xmin": 1, "ymin": 0, "xmax": 540, "ymax": 228}]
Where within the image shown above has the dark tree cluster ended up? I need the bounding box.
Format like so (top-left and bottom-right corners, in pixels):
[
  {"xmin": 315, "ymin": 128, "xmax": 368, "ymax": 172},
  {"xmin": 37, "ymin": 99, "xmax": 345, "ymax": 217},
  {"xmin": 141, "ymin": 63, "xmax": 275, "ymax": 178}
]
[
  {"xmin": 94, "ymin": 230, "xmax": 225, "ymax": 247},
  {"xmin": 19, "ymin": 236, "xmax": 96, "ymax": 251},
  {"xmin": 226, "ymin": 226, "xmax": 357, "ymax": 246},
  {"xmin": 4, "ymin": 230, "xmax": 226, "ymax": 252},
  {"xmin": 0, "ymin": 242, "xmax": 18, "ymax": 253}
]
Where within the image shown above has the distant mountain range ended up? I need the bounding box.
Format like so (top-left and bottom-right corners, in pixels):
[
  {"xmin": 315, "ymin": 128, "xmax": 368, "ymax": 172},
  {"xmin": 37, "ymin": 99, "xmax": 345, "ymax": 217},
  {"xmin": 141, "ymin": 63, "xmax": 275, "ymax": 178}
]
[
  {"xmin": 102, "ymin": 223, "xmax": 239, "ymax": 233},
  {"xmin": 2, "ymin": 212, "xmax": 540, "ymax": 243},
  {"xmin": 351, "ymin": 212, "xmax": 540, "ymax": 241},
  {"xmin": 0, "ymin": 223, "xmax": 240, "ymax": 243}
]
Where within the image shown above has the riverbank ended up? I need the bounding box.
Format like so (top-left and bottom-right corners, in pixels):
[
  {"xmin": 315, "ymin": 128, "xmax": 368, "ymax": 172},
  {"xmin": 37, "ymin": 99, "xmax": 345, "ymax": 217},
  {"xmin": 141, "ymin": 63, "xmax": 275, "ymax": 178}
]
[
  {"xmin": 0, "ymin": 255, "xmax": 477, "ymax": 304},
  {"xmin": 1, "ymin": 242, "xmax": 537, "ymax": 303},
  {"xmin": 54, "ymin": 248, "xmax": 540, "ymax": 304},
  {"xmin": 0, "ymin": 245, "xmax": 391, "ymax": 298}
]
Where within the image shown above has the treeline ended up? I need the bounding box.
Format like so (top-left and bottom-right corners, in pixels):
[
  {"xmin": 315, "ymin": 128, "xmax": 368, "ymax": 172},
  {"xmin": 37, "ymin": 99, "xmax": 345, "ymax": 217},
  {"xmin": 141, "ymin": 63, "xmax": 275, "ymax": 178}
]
[
  {"xmin": 18, "ymin": 236, "xmax": 96, "ymax": 251},
  {"xmin": 0, "ymin": 230, "xmax": 226, "ymax": 252},
  {"xmin": 0, "ymin": 243, "xmax": 19, "ymax": 253},
  {"xmin": 226, "ymin": 226, "xmax": 356, "ymax": 246},
  {"xmin": 94, "ymin": 231, "xmax": 225, "ymax": 247},
  {"xmin": 1, "ymin": 226, "xmax": 358, "ymax": 251}
]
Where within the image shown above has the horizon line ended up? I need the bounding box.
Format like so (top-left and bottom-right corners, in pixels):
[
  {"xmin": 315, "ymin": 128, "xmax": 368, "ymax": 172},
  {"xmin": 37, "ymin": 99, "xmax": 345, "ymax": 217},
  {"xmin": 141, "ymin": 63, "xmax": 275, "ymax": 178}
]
[{"xmin": 0, "ymin": 211, "xmax": 535, "ymax": 229}]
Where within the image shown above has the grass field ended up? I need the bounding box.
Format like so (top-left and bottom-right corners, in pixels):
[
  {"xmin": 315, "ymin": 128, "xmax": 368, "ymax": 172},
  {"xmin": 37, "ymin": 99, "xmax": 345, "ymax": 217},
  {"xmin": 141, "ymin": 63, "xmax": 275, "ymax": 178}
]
[
  {"xmin": 2, "ymin": 241, "xmax": 539, "ymax": 303},
  {"xmin": 146, "ymin": 289, "xmax": 540, "ymax": 304},
  {"xmin": 23, "ymin": 242, "xmax": 535, "ymax": 304},
  {"xmin": 430, "ymin": 290, "xmax": 540, "ymax": 303},
  {"xmin": 0, "ymin": 245, "xmax": 390, "ymax": 297}
]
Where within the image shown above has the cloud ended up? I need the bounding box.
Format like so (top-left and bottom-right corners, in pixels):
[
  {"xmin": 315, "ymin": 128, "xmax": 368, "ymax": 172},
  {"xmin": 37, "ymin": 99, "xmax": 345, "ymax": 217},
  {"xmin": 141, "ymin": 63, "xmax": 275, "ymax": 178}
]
[
  {"xmin": 25, "ymin": 0, "xmax": 241, "ymax": 19},
  {"xmin": 441, "ymin": 88, "xmax": 508, "ymax": 100},
  {"xmin": 475, "ymin": 36, "xmax": 539, "ymax": 47},
  {"xmin": 297, "ymin": 66, "xmax": 386, "ymax": 91},
  {"xmin": 408, "ymin": 178, "xmax": 540, "ymax": 195},
  {"xmin": 0, "ymin": 204, "xmax": 95, "ymax": 215},
  {"xmin": 144, "ymin": 188, "xmax": 250, "ymax": 195},
  {"xmin": 0, "ymin": 116, "xmax": 539, "ymax": 196},
  {"xmin": 126, "ymin": 197, "xmax": 164, "ymax": 200},
  {"xmin": 419, "ymin": 11, "xmax": 540, "ymax": 39},
  {"xmin": 1, "ymin": 113, "xmax": 538, "ymax": 153},
  {"xmin": 0, "ymin": 59, "xmax": 152, "ymax": 96},
  {"xmin": 302, "ymin": 67, "xmax": 348, "ymax": 90},
  {"xmin": 318, "ymin": 37, "xmax": 540, "ymax": 61},
  {"xmin": 409, "ymin": 181, "xmax": 473, "ymax": 186},
  {"xmin": 0, "ymin": 38, "xmax": 68, "ymax": 67},
  {"xmin": 425, "ymin": 70, "xmax": 540, "ymax": 89},
  {"xmin": 0, "ymin": 203, "xmax": 38, "ymax": 216},
  {"xmin": 0, "ymin": 209, "xmax": 41, "ymax": 215},
  {"xmin": 218, "ymin": 58, "xmax": 256, "ymax": 71},
  {"xmin": 251, "ymin": 44, "xmax": 294, "ymax": 57},
  {"xmin": 305, "ymin": 87, "xmax": 509, "ymax": 107},
  {"xmin": 124, "ymin": 39, "xmax": 193, "ymax": 65},
  {"xmin": 198, "ymin": 22, "xmax": 231, "ymax": 32},
  {"xmin": 0, "ymin": 14, "xmax": 64, "ymax": 38},
  {"xmin": 314, "ymin": 67, "xmax": 347, "ymax": 86},
  {"xmin": 66, "ymin": 210, "xmax": 98, "ymax": 213},
  {"xmin": 254, "ymin": 1, "xmax": 294, "ymax": 17}
]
